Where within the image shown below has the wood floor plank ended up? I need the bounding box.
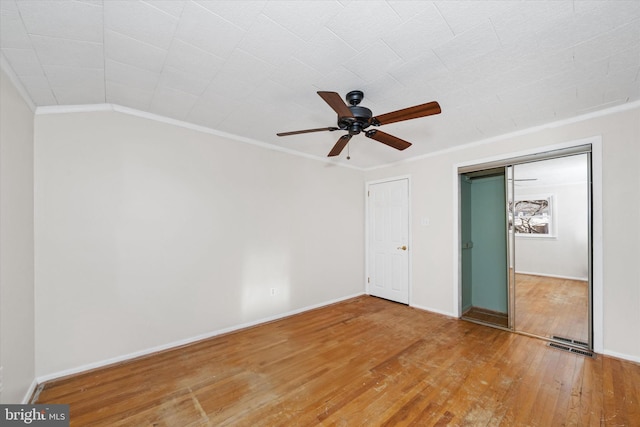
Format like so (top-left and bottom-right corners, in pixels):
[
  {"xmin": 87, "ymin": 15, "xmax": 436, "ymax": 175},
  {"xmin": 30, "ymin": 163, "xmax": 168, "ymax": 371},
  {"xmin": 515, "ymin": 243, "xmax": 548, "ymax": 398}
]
[
  {"xmin": 560, "ymin": 356, "xmax": 585, "ymax": 426},
  {"xmin": 34, "ymin": 295, "xmax": 640, "ymax": 426},
  {"xmin": 477, "ymin": 335, "xmax": 533, "ymax": 426}
]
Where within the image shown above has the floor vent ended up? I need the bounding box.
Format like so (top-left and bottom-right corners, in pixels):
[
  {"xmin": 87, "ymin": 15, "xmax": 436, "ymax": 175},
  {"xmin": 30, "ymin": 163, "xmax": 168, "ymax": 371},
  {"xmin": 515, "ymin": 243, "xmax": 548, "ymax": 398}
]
[
  {"xmin": 548, "ymin": 342, "xmax": 595, "ymax": 358},
  {"xmin": 552, "ymin": 335, "xmax": 590, "ymax": 347}
]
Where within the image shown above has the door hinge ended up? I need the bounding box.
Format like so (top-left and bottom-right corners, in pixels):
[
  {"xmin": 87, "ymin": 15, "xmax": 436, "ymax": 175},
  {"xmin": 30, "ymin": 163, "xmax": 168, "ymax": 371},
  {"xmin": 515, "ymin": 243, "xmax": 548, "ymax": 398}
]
[
  {"xmin": 367, "ymin": 277, "xmax": 370, "ymax": 283},
  {"xmin": 367, "ymin": 190, "xmax": 370, "ymax": 197}
]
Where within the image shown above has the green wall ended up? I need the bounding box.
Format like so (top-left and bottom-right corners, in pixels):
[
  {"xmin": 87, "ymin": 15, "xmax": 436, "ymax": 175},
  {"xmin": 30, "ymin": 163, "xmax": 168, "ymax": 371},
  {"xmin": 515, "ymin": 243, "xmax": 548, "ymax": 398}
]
[{"xmin": 461, "ymin": 173, "xmax": 508, "ymax": 314}]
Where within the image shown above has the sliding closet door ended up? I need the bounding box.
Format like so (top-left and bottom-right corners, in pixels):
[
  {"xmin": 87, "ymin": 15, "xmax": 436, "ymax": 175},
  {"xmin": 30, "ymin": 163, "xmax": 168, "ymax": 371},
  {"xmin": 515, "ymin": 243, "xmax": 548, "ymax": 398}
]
[
  {"xmin": 460, "ymin": 169, "xmax": 509, "ymax": 328},
  {"xmin": 512, "ymin": 154, "xmax": 590, "ymax": 346}
]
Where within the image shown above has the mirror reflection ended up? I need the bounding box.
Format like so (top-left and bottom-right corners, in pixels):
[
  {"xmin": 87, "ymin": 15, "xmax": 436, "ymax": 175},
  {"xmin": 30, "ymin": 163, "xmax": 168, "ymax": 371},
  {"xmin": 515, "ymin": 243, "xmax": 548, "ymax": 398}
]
[{"xmin": 511, "ymin": 154, "xmax": 590, "ymax": 345}]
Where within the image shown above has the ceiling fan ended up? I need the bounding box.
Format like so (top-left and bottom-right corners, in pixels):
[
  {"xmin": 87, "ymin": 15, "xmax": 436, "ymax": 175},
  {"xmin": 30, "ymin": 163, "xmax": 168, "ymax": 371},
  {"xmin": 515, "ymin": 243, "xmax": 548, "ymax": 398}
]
[{"xmin": 276, "ymin": 90, "xmax": 441, "ymax": 158}]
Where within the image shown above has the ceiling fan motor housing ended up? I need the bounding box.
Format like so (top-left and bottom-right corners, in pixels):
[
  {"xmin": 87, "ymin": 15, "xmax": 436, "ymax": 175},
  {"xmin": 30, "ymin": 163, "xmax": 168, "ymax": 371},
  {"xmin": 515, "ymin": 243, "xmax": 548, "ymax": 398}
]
[{"xmin": 338, "ymin": 105, "xmax": 373, "ymax": 135}]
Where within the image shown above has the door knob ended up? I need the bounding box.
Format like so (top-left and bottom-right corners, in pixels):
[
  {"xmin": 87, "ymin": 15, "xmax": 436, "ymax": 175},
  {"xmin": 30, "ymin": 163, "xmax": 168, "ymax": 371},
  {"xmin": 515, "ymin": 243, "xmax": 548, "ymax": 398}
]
[{"xmin": 397, "ymin": 245, "xmax": 407, "ymax": 251}]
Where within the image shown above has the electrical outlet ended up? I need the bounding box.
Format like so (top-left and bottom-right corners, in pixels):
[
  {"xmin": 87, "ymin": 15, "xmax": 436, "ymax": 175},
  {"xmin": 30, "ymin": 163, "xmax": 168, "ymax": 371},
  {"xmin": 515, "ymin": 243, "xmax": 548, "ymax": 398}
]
[{"xmin": 270, "ymin": 288, "xmax": 276, "ymax": 296}]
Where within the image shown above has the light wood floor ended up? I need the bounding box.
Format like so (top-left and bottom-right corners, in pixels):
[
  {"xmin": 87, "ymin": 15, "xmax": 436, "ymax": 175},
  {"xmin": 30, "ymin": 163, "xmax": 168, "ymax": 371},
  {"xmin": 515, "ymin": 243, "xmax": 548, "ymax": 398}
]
[
  {"xmin": 34, "ymin": 296, "xmax": 639, "ymax": 426},
  {"xmin": 516, "ymin": 273, "xmax": 589, "ymax": 344}
]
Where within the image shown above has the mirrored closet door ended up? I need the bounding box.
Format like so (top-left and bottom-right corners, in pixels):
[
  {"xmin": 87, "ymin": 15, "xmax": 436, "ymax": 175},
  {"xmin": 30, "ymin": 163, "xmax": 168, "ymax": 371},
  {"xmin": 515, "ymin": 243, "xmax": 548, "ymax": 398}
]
[
  {"xmin": 510, "ymin": 154, "xmax": 591, "ymax": 347},
  {"xmin": 460, "ymin": 148, "xmax": 592, "ymax": 349}
]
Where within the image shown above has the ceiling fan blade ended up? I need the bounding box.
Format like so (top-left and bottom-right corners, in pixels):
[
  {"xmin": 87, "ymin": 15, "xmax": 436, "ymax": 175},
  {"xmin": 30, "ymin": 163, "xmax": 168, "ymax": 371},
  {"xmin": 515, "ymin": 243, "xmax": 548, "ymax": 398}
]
[
  {"xmin": 277, "ymin": 127, "xmax": 339, "ymax": 136},
  {"xmin": 317, "ymin": 91, "xmax": 354, "ymax": 118},
  {"xmin": 328, "ymin": 134, "xmax": 352, "ymax": 157},
  {"xmin": 365, "ymin": 129, "xmax": 412, "ymax": 151},
  {"xmin": 371, "ymin": 101, "xmax": 441, "ymax": 126}
]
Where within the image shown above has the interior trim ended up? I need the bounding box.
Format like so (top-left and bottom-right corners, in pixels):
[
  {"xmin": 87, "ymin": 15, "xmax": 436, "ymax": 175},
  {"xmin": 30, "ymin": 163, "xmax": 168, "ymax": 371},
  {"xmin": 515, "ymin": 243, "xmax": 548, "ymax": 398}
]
[
  {"xmin": 457, "ymin": 144, "xmax": 592, "ymax": 174},
  {"xmin": 34, "ymin": 292, "xmax": 364, "ymax": 384},
  {"xmin": 453, "ymin": 135, "xmax": 604, "ymax": 354}
]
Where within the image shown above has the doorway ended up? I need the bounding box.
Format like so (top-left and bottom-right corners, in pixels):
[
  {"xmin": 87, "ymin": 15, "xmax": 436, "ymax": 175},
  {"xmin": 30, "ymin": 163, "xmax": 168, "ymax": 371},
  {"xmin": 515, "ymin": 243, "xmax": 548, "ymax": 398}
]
[
  {"xmin": 366, "ymin": 177, "xmax": 410, "ymax": 304},
  {"xmin": 459, "ymin": 148, "xmax": 592, "ymax": 349},
  {"xmin": 460, "ymin": 169, "xmax": 509, "ymax": 328}
]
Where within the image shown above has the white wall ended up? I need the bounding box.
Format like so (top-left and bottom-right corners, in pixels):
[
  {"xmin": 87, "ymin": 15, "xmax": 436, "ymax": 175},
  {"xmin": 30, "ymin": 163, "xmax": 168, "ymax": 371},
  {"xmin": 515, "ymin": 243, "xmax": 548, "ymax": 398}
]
[
  {"xmin": 18, "ymin": 93, "xmax": 640, "ymax": 378},
  {"xmin": 34, "ymin": 110, "xmax": 365, "ymax": 377},
  {"xmin": 365, "ymin": 105, "xmax": 640, "ymax": 361},
  {"xmin": 0, "ymin": 68, "xmax": 35, "ymax": 402}
]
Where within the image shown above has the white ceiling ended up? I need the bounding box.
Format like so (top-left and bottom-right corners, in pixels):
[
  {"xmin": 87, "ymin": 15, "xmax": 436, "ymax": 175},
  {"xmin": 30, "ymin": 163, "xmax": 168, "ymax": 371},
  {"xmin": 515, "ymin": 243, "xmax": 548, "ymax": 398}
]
[{"xmin": 1, "ymin": 0, "xmax": 639, "ymax": 169}]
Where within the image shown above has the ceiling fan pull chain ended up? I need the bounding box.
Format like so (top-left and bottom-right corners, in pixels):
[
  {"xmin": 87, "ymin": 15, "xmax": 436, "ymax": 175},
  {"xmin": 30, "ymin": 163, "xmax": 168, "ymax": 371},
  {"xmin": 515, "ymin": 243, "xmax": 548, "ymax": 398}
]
[{"xmin": 347, "ymin": 142, "xmax": 351, "ymax": 160}]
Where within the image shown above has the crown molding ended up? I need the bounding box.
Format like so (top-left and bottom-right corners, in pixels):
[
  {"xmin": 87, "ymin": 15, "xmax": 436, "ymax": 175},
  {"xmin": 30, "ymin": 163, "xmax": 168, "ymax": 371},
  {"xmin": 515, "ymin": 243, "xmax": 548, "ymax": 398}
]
[
  {"xmin": 33, "ymin": 98, "xmax": 640, "ymax": 172},
  {"xmin": 34, "ymin": 103, "xmax": 363, "ymax": 171},
  {"xmin": 0, "ymin": 52, "xmax": 37, "ymax": 113},
  {"xmin": 364, "ymin": 99, "xmax": 640, "ymax": 171}
]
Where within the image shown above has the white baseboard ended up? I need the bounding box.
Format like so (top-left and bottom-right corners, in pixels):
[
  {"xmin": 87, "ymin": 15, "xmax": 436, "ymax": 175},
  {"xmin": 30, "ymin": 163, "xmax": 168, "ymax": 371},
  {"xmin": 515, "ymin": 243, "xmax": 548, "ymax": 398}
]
[
  {"xmin": 601, "ymin": 349, "xmax": 640, "ymax": 364},
  {"xmin": 410, "ymin": 303, "xmax": 456, "ymax": 318},
  {"xmin": 36, "ymin": 293, "xmax": 365, "ymax": 384},
  {"xmin": 515, "ymin": 270, "xmax": 588, "ymax": 282},
  {"xmin": 29, "ymin": 293, "xmax": 640, "ymax": 395},
  {"xmin": 21, "ymin": 378, "xmax": 39, "ymax": 404}
]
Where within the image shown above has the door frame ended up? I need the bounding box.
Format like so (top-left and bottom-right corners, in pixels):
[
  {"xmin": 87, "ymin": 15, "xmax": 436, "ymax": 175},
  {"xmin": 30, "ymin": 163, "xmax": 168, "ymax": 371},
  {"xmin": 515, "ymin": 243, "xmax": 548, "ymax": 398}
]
[
  {"xmin": 453, "ymin": 136, "xmax": 603, "ymax": 353},
  {"xmin": 365, "ymin": 175, "xmax": 412, "ymax": 304}
]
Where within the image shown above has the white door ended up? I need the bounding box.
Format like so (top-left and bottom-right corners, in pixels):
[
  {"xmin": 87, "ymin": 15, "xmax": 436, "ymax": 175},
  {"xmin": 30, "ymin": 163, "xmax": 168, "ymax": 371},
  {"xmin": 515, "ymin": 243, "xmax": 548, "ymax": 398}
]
[{"xmin": 367, "ymin": 178, "xmax": 409, "ymax": 304}]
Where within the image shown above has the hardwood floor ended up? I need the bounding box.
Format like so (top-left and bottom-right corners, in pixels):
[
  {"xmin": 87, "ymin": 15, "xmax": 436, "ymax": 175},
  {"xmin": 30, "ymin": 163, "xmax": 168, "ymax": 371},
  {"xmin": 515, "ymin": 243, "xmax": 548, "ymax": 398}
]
[
  {"xmin": 34, "ymin": 296, "xmax": 639, "ymax": 426},
  {"xmin": 516, "ymin": 273, "xmax": 589, "ymax": 344}
]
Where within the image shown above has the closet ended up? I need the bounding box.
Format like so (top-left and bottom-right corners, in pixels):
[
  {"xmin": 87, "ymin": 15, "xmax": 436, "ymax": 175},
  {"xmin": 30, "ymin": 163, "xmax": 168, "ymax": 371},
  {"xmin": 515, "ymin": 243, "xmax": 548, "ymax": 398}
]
[{"xmin": 459, "ymin": 146, "xmax": 591, "ymax": 349}]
